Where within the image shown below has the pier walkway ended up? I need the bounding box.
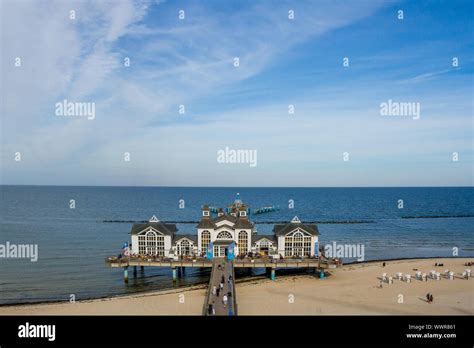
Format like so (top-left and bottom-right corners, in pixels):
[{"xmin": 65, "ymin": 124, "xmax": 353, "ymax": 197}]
[{"xmin": 203, "ymin": 258, "xmax": 237, "ymax": 316}]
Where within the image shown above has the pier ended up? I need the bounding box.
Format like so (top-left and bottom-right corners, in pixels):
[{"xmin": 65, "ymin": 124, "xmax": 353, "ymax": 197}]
[
  {"xmin": 106, "ymin": 255, "xmax": 339, "ymax": 315},
  {"xmin": 105, "ymin": 195, "xmax": 343, "ymax": 315},
  {"xmin": 203, "ymin": 258, "xmax": 237, "ymax": 315}
]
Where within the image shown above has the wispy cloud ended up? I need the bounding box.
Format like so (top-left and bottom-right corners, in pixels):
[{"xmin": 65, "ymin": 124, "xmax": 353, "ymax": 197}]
[{"xmin": 1, "ymin": 0, "xmax": 472, "ymax": 186}]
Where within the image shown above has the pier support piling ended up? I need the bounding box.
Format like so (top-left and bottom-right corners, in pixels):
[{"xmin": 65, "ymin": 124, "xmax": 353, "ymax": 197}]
[
  {"xmin": 320, "ymin": 270, "xmax": 325, "ymax": 279},
  {"xmin": 140, "ymin": 266, "xmax": 144, "ymax": 272},
  {"xmin": 172, "ymin": 267, "xmax": 177, "ymax": 282},
  {"xmin": 123, "ymin": 267, "xmax": 129, "ymax": 283},
  {"xmin": 133, "ymin": 266, "xmax": 137, "ymax": 277},
  {"xmin": 271, "ymin": 269, "xmax": 276, "ymax": 280},
  {"xmin": 178, "ymin": 267, "xmax": 182, "ymax": 277}
]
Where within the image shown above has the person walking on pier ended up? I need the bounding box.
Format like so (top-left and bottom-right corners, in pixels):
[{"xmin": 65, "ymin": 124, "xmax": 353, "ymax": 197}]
[
  {"xmin": 222, "ymin": 294, "xmax": 228, "ymax": 307},
  {"xmin": 216, "ymin": 287, "xmax": 220, "ymax": 297},
  {"xmin": 219, "ymin": 282, "xmax": 224, "ymax": 291},
  {"xmin": 208, "ymin": 304, "xmax": 215, "ymax": 315},
  {"xmin": 212, "ymin": 285, "xmax": 217, "ymax": 296}
]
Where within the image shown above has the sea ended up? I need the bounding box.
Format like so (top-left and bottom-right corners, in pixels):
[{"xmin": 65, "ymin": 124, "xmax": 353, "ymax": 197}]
[{"xmin": 0, "ymin": 186, "xmax": 473, "ymax": 305}]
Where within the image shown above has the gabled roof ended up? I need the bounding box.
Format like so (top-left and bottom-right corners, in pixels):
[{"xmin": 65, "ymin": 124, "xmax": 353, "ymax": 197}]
[
  {"xmin": 197, "ymin": 217, "xmax": 216, "ymax": 229},
  {"xmin": 251, "ymin": 234, "xmax": 277, "ymax": 243},
  {"xmin": 272, "ymin": 220, "xmax": 319, "ymax": 236},
  {"xmin": 214, "ymin": 214, "xmax": 237, "ymax": 223},
  {"xmin": 173, "ymin": 234, "xmax": 198, "ymax": 243},
  {"xmin": 131, "ymin": 222, "xmax": 177, "ymax": 235},
  {"xmin": 234, "ymin": 217, "xmax": 253, "ymax": 229},
  {"xmin": 215, "ymin": 223, "xmax": 235, "ymax": 231}
]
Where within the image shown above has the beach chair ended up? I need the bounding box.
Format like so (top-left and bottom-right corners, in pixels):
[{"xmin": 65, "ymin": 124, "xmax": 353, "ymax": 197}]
[
  {"xmin": 422, "ymin": 273, "xmax": 427, "ymax": 281},
  {"xmin": 415, "ymin": 271, "xmax": 422, "ymax": 280},
  {"xmin": 388, "ymin": 276, "xmax": 393, "ymax": 284},
  {"xmin": 396, "ymin": 272, "xmax": 403, "ymax": 280},
  {"xmin": 466, "ymin": 269, "xmax": 471, "ymax": 278},
  {"xmin": 430, "ymin": 270, "xmax": 436, "ymax": 279},
  {"xmin": 405, "ymin": 274, "xmax": 411, "ymax": 283},
  {"xmin": 382, "ymin": 273, "xmax": 387, "ymax": 282},
  {"xmin": 449, "ymin": 271, "xmax": 454, "ymax": 280},
  {"xmin": 435, "ymin": 272, "xmax": 441, "ymax": 280}
]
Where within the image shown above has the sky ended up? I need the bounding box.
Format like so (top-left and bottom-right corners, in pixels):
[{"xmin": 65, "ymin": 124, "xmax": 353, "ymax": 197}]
[{"xmin": 1, "ymin": 0, "xmax": 473, "ymax": 187}]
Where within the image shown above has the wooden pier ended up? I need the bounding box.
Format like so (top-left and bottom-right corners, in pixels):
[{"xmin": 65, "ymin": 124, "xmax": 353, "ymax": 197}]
[
  {"xmin": 203, "ymin": 258, "xmax": 237, "ymax": 316},
  {"xmin": 106, "ymin": 255, "xmax": 340, "ymax": 315},
  {"xmin": 106, "ymin": 256, "xmax": 339, "ymax": 271}
]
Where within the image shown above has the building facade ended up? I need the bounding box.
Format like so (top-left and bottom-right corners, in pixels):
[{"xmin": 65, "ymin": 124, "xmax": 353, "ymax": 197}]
[{"xmin": 129, "ymin": 203, "xmax": 320, "ymax": 259}]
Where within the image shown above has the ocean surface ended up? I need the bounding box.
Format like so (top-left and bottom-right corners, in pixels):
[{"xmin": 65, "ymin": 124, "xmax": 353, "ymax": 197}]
[{"xmin": 0, "ymin": 186, "xmax": 473, "ymax": 305}]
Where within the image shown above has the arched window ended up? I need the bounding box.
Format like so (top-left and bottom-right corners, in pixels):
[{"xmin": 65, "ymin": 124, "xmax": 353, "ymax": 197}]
[
  {"xmin": 138, "ymin": 230, "xmax": 164, "ymax": 256},
  {"xmin": 201, "ymin": 230, "xmax": 211, "ymax": 254},
  {"xmin": 177, "ymin": 239, "xmax": 191, "ymax": 255},
  {"xmin": 238, "ymin": 231, "xmax": 248, "ymax": 255},
  {"xmin": 216, "ymin": 231, "xmax": 233, "ymax": 239},
  {"xmin": 284, "ymin": 230, "xmax": 311, "ymax": 257},
  {"xmin": 293, "ymin": 232, "xmax": 303, "ymax": 256}
]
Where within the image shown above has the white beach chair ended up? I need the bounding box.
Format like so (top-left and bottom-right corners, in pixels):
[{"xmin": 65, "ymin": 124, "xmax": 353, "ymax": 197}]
[
  {"xmin": 466, "ymin": 269, "xmax": 471, "ymax": 278},
  {"xmin": 415, "ymin": 271, "xmax": 422, "ymax": 280},
  {"xmin": 422, "ymin": 273, "xmax": 427, "ymax": 281},
  {"xmin": 435, "ymin": 272, "xmax": 441, "ymax": 280},
  {"xmin": 406, "ymin": 274, "xmax": 411, "ymax": 283},
  {"xmin": 396, "ymin": 272, "xmax": 403, "ymax": 280},
  {"xmin": 430, "ymin": 270, "xmax": 436, "ymax": 279},
  {"xmin": 449, "ymin": 271, "xmax": 454, "ymax": 280},
  {"xmin": 388, "ymin": 276, "xmax": 393, "ymax": 284},
  {"xmin": 462, "ymin": 271, "xmax": 467, "ymax": 279},
  {"xmin": 382, "ymin": 273, "xmax": 387, "ymax": 282}
]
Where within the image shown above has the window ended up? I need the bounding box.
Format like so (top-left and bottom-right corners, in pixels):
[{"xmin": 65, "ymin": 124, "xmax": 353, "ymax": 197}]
[
  {"xmin": 293, "ymin": 232, "xmax": 303, "ymax": 256},
  {"xmin": 259, "ymin": 240, "xmax": 270, "ymax": 249},
  {"xmin": 201, "ymin": 230, "xmax": 210, "ymax": 254},
  {"xmin": 216, "ymin": 231, "xmax": 233, "ymax": 239},
  {"xmin": 284, "ymin": 230, "xmax": 312, "ymax": 257},
  {"xmin": 138, "ymin": 230, "xmax": 164, "ymax": 256},
  {"xmin": 177, "ymin": 239, "xmax": 191, "ymax": 255},
  {"xmin": 138, "ymin": 235, "xmax": 146, "ymax": 254},
  {"xmin": 238, "ymin": 231, "xmax": 248, "ymax": 255},
  {"xmin": 303, "ymin": 237, "xmax": 312, "ymax": 257}
]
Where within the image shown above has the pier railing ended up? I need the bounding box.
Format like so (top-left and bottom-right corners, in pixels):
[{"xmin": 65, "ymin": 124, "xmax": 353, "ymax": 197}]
[
  {"xmin": 106, "ymin": 255, "xmax": 341, "ymax": 269},
  {"xmin": 202, "ymin": 259, "xmax": 218, "ymax": 316},
  {"xmin": 230, "ymin": 260, "xmax": 237, "ymax": 315}
]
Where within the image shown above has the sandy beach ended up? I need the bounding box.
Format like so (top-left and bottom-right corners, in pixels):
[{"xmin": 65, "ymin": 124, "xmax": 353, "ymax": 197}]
[{"xmin": 1, "ymin": 258, "xmax": 472, "ymax": 315}]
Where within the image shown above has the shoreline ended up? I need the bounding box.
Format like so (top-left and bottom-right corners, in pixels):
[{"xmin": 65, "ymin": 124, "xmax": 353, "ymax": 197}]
[
  {"xmin": 0, "ymin": 256, "xmax": 472, "ymax": 315},
  {"xmin": 0, "ymin": 256, "xmax": 471, "ymax": 308}
]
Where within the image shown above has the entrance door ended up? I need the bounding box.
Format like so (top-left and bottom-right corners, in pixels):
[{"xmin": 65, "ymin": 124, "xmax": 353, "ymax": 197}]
[{"xmin": 214, "ymin": 245, "xmax": 227, "ymax": 257}]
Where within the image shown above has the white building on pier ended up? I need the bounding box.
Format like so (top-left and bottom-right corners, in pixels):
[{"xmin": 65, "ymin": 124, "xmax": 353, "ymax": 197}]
[{"xmin": 129, "ymin": 200, "xmax": 319, "ymax": 259}]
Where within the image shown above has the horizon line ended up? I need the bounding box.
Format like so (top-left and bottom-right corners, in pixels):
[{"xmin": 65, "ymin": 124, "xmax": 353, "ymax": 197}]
[{"xmin": 0, "ymin": 184, "xmax": 472, "ymax": 189}]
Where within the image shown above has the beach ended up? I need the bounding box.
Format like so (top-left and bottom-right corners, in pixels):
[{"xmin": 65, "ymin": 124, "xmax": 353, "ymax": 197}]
[{"xmin": 0, "ymin": 257, "xmax": 472, "ymax": 315}]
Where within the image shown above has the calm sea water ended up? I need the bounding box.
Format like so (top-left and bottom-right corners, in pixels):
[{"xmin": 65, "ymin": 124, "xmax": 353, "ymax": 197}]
[{"xmin": 0, "ymin": 186, "xmax": 473, "ymax": 305}]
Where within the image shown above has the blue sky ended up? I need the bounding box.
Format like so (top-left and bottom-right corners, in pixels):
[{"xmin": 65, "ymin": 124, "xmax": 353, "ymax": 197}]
[{"xmin": 1, "ymin": 0, "xmax": 473, "ymax": 186}]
